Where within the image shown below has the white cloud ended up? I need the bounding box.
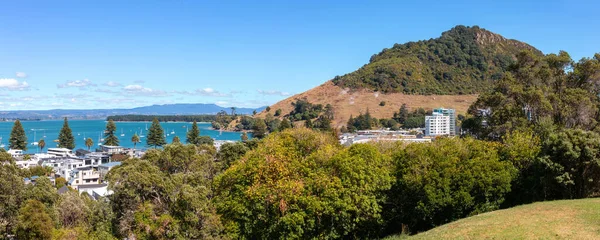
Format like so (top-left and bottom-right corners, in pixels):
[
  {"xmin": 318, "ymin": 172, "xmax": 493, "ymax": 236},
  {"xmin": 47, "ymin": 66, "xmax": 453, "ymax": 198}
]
[
  {"xmin": 104, "ymin": 81, "xmax": 122, "ymax": 87},
  {"xmin": 257, "ymin": 89, "xmax": 292, "ymax": 96},
  {"xmin": 0, "ymin": 78, "xmax": 31, "ymax": 91},
  {"xmin": 123, "ymin": 84, "xmax": 170, "ymax": 97},
  {"xmin": 16, "ymin": 72, "xmax": 28, "ymax": 78},
  {"xmin": 133, "ymin": 80, "xmax": 145, "ymax": 84},
  {"xmin": 175, "ymin": 88, "xmax": 231, "ymax": 97},
  {"xmin": 215, "ymin": 101, "xmax": 229, "ymax": 105},
  {"xmin": 57, "ymin": 79, "xmax": 96, "ymax": 89}
]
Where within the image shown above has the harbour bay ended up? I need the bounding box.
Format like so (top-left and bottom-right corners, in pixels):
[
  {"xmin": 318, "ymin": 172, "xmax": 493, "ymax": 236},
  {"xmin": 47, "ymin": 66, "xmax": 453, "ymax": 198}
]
[{"xmin": 0, "ymin": 120, "xmax": 247, "ymax": 154}]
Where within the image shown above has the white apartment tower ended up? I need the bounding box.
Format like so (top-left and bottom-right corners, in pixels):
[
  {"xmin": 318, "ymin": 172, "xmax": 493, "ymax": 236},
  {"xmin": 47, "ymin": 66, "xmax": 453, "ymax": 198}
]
[
  {"xmin": 425, "ymin": 108, "xmax": 456, "ymax": 136},
  {"xmin": 425, "ymin": 112, "xmax": 450, "ymax": 136}
]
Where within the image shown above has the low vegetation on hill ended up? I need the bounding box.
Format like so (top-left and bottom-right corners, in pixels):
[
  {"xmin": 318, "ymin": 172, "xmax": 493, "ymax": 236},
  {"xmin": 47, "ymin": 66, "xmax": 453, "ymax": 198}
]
[{"xmin": 333, "ymin": 25, "xmax": 541, "ymax": 95}]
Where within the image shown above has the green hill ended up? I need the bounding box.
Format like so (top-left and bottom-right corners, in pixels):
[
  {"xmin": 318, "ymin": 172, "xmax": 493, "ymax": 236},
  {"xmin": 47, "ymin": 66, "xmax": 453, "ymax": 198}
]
[
  {"xmin": 332, "ymin": 25, "xmax": 542, "ymax": 95},
  {"xmin": 385, "ymin": 198, "xmax": 600, "ymax": 239}
]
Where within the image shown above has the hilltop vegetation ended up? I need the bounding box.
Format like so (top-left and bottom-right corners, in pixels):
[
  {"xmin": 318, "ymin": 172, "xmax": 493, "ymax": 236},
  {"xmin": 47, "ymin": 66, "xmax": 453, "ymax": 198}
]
[{"xmin": 333, "ymin": 25, "xmax": 541, "ymax": 95}]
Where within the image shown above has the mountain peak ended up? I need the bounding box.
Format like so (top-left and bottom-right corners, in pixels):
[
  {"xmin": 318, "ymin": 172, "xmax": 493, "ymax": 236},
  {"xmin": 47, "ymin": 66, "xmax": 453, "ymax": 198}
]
[{"xmin": 332, "ymin": 25, "xmax": 542, "ymax": 95}]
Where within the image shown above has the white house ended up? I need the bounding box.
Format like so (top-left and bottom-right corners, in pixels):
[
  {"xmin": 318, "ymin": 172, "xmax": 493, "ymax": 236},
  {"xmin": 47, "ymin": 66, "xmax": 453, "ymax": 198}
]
[
  {"xmin": 7, "ymin": 149, "xmax": 24, "ymax": 158},
  {"xmin": 99, "ymin": 145, "xmax": 124, "ymax": 154},
  {"xmin": 47, "ymin": 148, "xmax": 77, "ymax": 158}
]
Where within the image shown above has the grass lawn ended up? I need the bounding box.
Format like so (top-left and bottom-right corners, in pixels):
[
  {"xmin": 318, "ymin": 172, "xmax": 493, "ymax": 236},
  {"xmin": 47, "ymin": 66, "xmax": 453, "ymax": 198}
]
[{"xmin": 385, "ymin": 198, "xmax": 600, "ymax": 240}]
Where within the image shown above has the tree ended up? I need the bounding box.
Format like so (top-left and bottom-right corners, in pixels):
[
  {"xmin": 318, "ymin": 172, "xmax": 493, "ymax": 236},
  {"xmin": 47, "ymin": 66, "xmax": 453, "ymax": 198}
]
[
  {"xmin": 16, "ymin": 200, "xmax": 53, "ymax": 240},
  {"xmin": 85, "ymin": 138, "xmax": 94, "ymax": 151},
  {"xmin": 55, "ymin": 177, "xmax": 67, "ymax": 189},
  {"xmin": 131, "ymin": 134, "xmax": 140, "ymax": 150},
  {"xmin": 186, "ymin": 121, "xmax": 200, "ymax": 145},
  {"xmin": 9, "ymin": 119, "xmax": 27, "ymax": 150},
  {"xmin": 252, "ymin": 110, "xmax": 257, "ymax": 116},
  {"xmin": 266, "ymin": 106, "xmax": 271, "ymax": 112},
  {"xmin": 172, "ymin": 136, "xmax": 180, "ymax": 144},
  {"xmin": 103, "ymin": 119, "xmax": 119, "ymax": 146},
  {"xmin": 197, "ymin": 136, "xmax": 214, "ymax": 146},
  {"xmin": 396, "ymin": 103, "xmax": 409, "ymax": 124},
  {"xmin": 0, "ymin": 151, "xmax": 24, "ymax": 235},
  {"xmin": 275, "ymin": 109, "xmax": 282, "ymax": 116},
  {"xmin": 216, "ymin": 142, "xmax": 248, "ymax": 171},
  {"xmin": 24, "ymin": 176, "xmax": 58, "ymax": 207},
  {"xmin": 230, "ymin": 107, "xmax": 236, "ymax": 116},
  {"xmin": 38, "ymin": 139, "xmax": 45, "ymax": 153},
  {"xmin": 541, "ymin": 129, "xmax": 600, "ymax": 199},
  {"xmin": 252, "ymin": 119, "xmax": 268, "ymax": 139},
  {"xmin": 146, "ymin": 118, "xmax": 166, "ymax": 148},
  {"xmin": 58, "ymin": 117, "xmax": 75, "ymax": 149},
  {"xmin": 57, "ymin": 191, "xmax": 89, "ymax": 228},
  {"xmin": 214, "ymin": 128, "xmax": 393, "ymax": 239},
  {"xmin": 279, "ymin": 119, "xmax": 292, "ymax": 131},
  {"xmin": 241, "ymin": 132, "xmax": 249, "ymax": 141},
  {"xmin": 107, "ymin": 147, "xmax": 222, "ymax": 239},
  {"xmin": 386, "ymin": 138, "xmax": 515, "ymax": 232}
]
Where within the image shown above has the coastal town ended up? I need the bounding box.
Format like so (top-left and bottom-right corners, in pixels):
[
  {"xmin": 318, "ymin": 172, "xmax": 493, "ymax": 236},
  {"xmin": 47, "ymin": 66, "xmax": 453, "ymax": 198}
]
[{"xmin": 1, "ymin": 2, "xmax": 598, "ymax": 238}]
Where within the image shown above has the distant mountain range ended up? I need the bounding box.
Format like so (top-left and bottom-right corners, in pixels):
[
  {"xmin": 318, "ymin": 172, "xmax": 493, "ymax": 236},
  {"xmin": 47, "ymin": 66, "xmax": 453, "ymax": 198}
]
[{"xmin": 0, "ymin": 104, "xmax": 266, "ymax": 120}]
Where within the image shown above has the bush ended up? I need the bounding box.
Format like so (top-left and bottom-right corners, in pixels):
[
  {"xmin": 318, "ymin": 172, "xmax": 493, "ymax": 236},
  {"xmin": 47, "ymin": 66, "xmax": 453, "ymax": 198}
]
[
  {"xmin": 214, "ymin": 129, "xmax": 393, "ymax": 239},
  {"xmin": 385, "ymin": 137, "xmax": 516, "ymax": 233}
]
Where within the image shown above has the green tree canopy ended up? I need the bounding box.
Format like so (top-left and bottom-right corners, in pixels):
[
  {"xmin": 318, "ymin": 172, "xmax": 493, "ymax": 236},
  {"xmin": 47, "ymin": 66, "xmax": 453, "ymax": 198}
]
[
  {"xmin": 214, "ymin": 128, "xmax": 394, "ymax": 239},
  {"xmin": 9, "ymin": 119, "xmax": 27, "ymax": 150},
  {"xmin": 16, "ymin": 200, "xmax": 54, "ymax": 240},
  {"xmin": 0, "ymin": 152, "xmax": 25, "ymax": 235},
  {"xmin": 146, "ymin": 118, "xmax": 166, "ymax": 148},
  {"xmin": 386, "ymin": 137, "xmax": 515, "ymax": 232},
  {"xmin": 186, "ymin": 120, "xmax": 200, "ymax": 145},
  {"xmin": 251, "ymin": 119, "xmax": 268, "ymax": 139},
  {"xmin": 58, "ymin": 118, "xmax": 75, "ymax": 149},
  {"xmin": 103, "ymin": 119, "xmax": 119, "ymax": 146}
]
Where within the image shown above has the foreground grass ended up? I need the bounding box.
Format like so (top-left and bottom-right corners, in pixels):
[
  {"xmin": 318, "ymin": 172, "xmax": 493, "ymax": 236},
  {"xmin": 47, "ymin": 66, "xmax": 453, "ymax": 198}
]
[{"xmin": 385, "ymin": 198, "xmax": 600, "ymax": 239}]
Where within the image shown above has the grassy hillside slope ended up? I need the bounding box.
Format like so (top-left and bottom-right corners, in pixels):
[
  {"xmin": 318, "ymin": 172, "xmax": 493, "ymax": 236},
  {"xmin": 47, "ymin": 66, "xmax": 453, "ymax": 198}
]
[
  {"xmin": 259, "ymin": 81, "xmax": 478, "ymax": 127},
  {"xmin": 386, "ymin": 198, "xmax": 600, "ymax": 240}
]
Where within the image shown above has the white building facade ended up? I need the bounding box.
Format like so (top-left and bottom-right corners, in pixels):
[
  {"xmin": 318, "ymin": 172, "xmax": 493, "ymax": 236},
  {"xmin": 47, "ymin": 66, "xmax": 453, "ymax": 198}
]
[
  {"xmin": 433, "ymin": 108, "xmax": 456, "ymax": 136},
  {"xmin": 425, "ymin": 112, "xmax": 450, "ymax": 136}
]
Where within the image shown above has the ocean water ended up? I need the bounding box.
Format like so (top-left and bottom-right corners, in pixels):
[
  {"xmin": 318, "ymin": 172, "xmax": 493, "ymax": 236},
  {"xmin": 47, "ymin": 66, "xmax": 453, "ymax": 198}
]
[{"xmin": 0, "ymin": 120, "xmax": 247, "ymax": 154}]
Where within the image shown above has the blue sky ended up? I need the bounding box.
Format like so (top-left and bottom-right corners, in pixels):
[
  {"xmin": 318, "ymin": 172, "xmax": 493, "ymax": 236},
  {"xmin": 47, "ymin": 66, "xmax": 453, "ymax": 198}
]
[{"xmin": 0, "ymin": 0, "xmax": 598, "ymax": 110}]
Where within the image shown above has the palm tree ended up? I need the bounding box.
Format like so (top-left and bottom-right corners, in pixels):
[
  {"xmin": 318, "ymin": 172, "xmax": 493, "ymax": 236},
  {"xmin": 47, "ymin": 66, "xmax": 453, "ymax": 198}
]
[
  {"xmin": 230, "ymin": 107, "xmax": 236, "ymax": 116},
  {"xmin": 131, "ymin": 134, "xmax": 140, "ymax": 149},
  {"xmin": 85, "ymin": 138, "xmax": 94, "ymax": 151},
  {"xmin": 38, "ymin": 139, "xmax": 46, "ymax": 153}
]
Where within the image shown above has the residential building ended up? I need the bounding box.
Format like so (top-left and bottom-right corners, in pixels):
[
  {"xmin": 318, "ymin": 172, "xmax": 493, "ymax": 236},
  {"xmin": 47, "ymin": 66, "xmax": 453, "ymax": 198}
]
[
  {"xmin": 433, "ymin": 108, "xmax": 456, "ymax": 136},
  {"xmin": 69, "ymin": 166, "xmax": 101, "ymax": 189},
  {"xmin": 98, "ymin": 162, "xmax": 121, "ymax": 180},
  {"xmin": 425, "ymin": 112, "xmax": 451, "ymax": 136},
  {"xmin": 99, "ymin": 145, "xmax": 124, "ymax": 154},
  {"xmin": 47, "ymin": 148, "xmax": 77, "ymax": 158},
  {"xmin": 7, "ymin": 149, "xmax": 24, "ymax": 158}
]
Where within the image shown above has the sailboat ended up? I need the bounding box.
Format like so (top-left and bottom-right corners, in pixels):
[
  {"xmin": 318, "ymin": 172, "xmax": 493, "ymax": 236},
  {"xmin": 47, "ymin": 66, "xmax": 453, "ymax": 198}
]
[
  {"xmin": 31, "ymin": 131, "xmax": 39, "ymax": 146},
  {"xmin": 98, "ymin": 132, "xmax": 104, "ymax": 146},
  {"xmin": 139, "ymin": 129, "xmax": 145, "ymax": 138},
  {"xmin": 166, "ymin": 128, "xmax": 170, "ymax": 137},
  {"xmin": 120, "ymin": 129, "xmax": 125, "ymax": 137},
  {"xmin": 0, "ymin": 136, "xmax": 5, "ymax": 148}
]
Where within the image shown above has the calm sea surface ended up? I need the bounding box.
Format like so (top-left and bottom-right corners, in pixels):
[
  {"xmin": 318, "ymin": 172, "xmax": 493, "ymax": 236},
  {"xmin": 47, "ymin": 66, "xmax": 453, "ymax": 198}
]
[{"xmin": 0, "ymin": 120, "xmax": 247, "ymax": 154}]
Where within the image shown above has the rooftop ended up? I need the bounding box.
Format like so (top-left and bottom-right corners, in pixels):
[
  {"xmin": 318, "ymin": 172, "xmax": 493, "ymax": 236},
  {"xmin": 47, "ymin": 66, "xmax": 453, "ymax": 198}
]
[{"xmin": 99, "ymin": 162, "xmax": 121, "ymax": 168}]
